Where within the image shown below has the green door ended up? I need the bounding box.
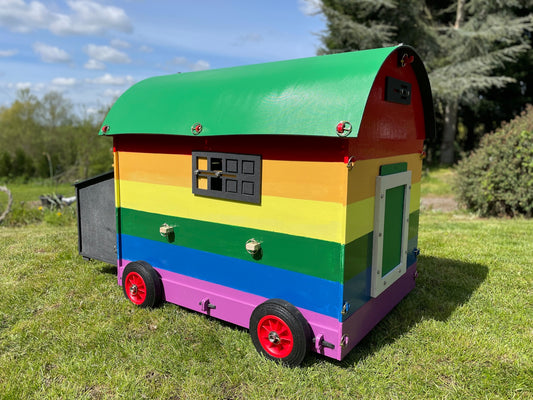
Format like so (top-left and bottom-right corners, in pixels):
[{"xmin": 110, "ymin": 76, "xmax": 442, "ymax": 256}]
[{"xmin": 371, "ymin": 170, "xmax": 412, "ymax": 298}]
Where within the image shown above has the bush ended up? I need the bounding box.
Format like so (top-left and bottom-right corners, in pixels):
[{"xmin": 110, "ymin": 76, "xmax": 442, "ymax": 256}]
[{"xmin": 455, "ymin": 105, "xmax": 533, "ymax": 217}]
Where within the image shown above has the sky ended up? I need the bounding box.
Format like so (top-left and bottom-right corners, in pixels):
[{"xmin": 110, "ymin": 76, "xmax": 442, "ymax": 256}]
[{"xmin": 0, "ymin": 0, "xmax": 325, "ymax": 115}]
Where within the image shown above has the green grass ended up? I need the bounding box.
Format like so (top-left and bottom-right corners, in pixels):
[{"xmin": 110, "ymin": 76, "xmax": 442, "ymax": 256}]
[
  {"xmin": 0, "ymin": 180, "xmax": 75, "ymax": 203},
  {"xmin": 0, "ymin": 176, "xmax": 531, "ymax": 399},
  {"xmin": 0, "ymin": 181, "xmax": 75, "ymax": 226},
  {"xmin": 420, "ymin": 167, "xmax": 456, "ymax": 197}
]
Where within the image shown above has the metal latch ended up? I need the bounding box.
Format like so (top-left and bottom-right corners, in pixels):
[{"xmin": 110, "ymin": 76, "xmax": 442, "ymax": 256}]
[
  {"xmin": 159, "ymin": 223, "xmax": 174, "ymax": 237},
  {"xmin": 245, "ymin": 239, "xmax": 261, "ymax": 255}
]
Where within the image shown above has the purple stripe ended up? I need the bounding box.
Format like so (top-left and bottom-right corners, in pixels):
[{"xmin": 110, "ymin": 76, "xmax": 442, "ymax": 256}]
[
  {"xmin": 118, "ymin": 259, "xmax": 343, "ymax": 359},
  {"xmin": 118, "ymin": 259, "xmax": 417, "ymax": 361},
  {"xmin": 339, "ymin": 262, "xmax": 417, "ymax": 359}
]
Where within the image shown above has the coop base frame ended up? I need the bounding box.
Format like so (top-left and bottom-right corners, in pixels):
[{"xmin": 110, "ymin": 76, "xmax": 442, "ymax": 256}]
[{"xmin": 118, "ymin": 259, "xmax": 416, "ymax": 361}]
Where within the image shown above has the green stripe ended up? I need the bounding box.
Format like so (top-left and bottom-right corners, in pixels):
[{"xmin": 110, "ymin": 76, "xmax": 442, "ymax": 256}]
[
  {"xmin": 409, "ymin": 210, "xmax": 420, "ymax": 240},
  {"xmin": 380, "ymin": 162, "xmax": 408, "ymax": 176},
  {"xmin": 343, "ymin": 210, "xmax": 419, "ymax": 281},
  {"xmin": 344, "ymin": 232, "xmax": 373, "ymax": 282},
  {"xmin": 119, "ymin": 208, "xmax": 343, "ymax": 283}
]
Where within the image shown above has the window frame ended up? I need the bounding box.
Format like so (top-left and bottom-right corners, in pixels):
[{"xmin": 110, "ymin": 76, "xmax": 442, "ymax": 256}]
[{"xmin": 192, "ymin": 151, "xmax": 262, "ymax": 204}]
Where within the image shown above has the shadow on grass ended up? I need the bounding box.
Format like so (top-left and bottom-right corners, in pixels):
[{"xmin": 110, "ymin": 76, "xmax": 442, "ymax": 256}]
[
  {"xmin": 97, "ymin": 263, "xmax": 117, "ymax": 275},
  {"xmin": 330, "ymin": 255, "xmax": 488, "ymax": 368}
]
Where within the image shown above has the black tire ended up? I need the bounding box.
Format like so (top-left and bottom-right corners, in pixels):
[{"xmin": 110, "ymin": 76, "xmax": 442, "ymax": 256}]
[
  {"xmin": 122, "ymin": 261, "xmax": 163, "ymax": 308},
  {"xmin": 249, "ymin": 299, "xmax": 312, "ymax": 367}
]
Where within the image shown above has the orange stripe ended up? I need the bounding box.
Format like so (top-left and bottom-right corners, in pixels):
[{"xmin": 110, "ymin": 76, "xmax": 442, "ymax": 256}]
[
  {"xmin": 347, "ymin": 154, "xmax": 422, "ymax": 204},
  {"xmin": 116, "ymin": 151, "xmax": 422, "ymax": 206},
  {"xmin": 117, "ymin": 151, "xmax": 190, "ymax": 187},
  {"xmin": 263, "ymin": 160, "xmax": 347, "ymax": 204},
  {"xmin": 117, "ymin": 151, "xmax": 349, "ymax": 204}
]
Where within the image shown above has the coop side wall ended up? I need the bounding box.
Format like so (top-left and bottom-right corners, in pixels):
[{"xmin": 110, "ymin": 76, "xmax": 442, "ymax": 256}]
[
  {"xmin": 113, "ymin": 134, "xmax": 351, "ymax": 359},
  {"xmin": 337, "ymin": 50, "xmax": 426, "ymax": 359}
]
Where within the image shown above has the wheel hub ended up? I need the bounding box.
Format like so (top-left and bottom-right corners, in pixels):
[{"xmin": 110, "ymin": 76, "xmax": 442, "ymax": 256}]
[
  {"xmin": 129, "ymin": 284, "xmax": 138, "ymax": 296},
  {"xmin": 268, "ymin": 331, "xmax": 280, "ymax": 344}
]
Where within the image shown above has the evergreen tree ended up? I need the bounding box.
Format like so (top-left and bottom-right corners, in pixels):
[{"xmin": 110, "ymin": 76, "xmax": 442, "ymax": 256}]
[{"xmin": 316, "ymin": 0, "xmax": 533, "ymax": 164}]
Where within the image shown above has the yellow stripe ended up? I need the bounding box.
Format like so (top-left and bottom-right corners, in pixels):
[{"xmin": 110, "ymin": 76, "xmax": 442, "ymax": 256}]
[
  {"xmin": 410, "ymin": 182, "xmax": 421, "ymax": 213},
  {"xmin": 113, "ymin": 151, "xmax": 121, "ymax": 207},
  {"xmin": 345, "ymin": 197, "xmax": 375, "ymax": 243},
  {"xmin": 344, "ymin": 182, "xmax": 421, "ymax": 243},
  {"xmin": 118, "ymin": 179, "xmax": 346, "ymax": 243}
]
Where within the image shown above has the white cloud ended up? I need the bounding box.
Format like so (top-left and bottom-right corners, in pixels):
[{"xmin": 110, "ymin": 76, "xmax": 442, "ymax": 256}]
[
  {"xmin": 298, "ymin": 0, "xmax": 322, "ymax": 16},
  {"xmin": 84, "ymin": 59, "xmax": 105, "ymax": 70},
  {"xmin": 110, "ymin": 38, "xmax": 130, "ymax": 49},
  {"xmin": 0, "ymin": 0, "xmax": 132, "ymax": 36},
  {"xmin": 86, "ymin": 73, "xmax": 134, "ymax": 86},
  {"xmin": 51, "ymin": 77, "xmax": 77, "ymax": 86},
  {"xmin": 15, "ymin": 81, "xmax": 32, "ymax": 90},
  {"xmin": 103, "ymin": 88, "xmax": 123, "ymax": 98},
  {"xmin": 0, "ymin": 49, "xmax": 18, "ymax": 57},
  {"xmin": 0, "ymin": 0, "xmax": 52, "ymax": 33},
  {"xmin": 170, "ymin": 56, "xmax": 210, "ymax": 72},
  {"xmin": 85, "ymin": 44, "xmax": 130, "ymax": 63},
  {"xmin": 33, "ymin": 42, "xmax": 71, "ymax": 63}
]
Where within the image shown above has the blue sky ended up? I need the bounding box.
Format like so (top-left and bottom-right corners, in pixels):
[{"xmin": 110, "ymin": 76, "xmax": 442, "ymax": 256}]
[{"xmin": 0, "ymin": 0, "xmax": 325, "ymax": 114}]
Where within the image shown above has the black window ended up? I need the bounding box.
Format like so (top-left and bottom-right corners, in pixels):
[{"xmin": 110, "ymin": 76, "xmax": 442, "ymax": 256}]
[{"xmin": 192, "ymin": 151, "xmax": 262, "ymax": 204}]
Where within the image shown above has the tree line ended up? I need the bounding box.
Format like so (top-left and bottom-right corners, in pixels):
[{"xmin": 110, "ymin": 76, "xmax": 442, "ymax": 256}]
[
  {"xmin": 316, "ymin": 0, "xmax": 533, "ymax": 164},
  {"xmin": 0, "ymin": 89, "xmax": 112, "ymax": 182},
  {"xmin": 1, "ymin": 0, "xmax": 531, "ymax": 178}
]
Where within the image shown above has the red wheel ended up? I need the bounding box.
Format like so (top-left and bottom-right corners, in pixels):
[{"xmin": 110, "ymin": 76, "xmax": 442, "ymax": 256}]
[
  {"xmin": 256, "ymin": 315, "xmax": 294, "ymax": 358},
  {"xmin": 122, "ymin": 261, "xmax": 163, "ymax": 308},
  {"xmin": 250, "ymin": 299, "xmax": 312, "ymax": 366},
  {"xmin": 124, "ymin": 271, "xmax": 147, "ymax": 305}
]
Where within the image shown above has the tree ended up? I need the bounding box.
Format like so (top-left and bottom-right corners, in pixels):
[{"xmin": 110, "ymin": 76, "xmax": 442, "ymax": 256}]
[
  {"xmin": 0, "ymin": 89, "xmax": 113, "ymax": 181},
  {"xmin": 315, "ymin": 0, "xmax": 533, "ymax": 164},
  {"xmin": 0, "ymin": 89, "xmax": 42, "ymax": 158},
  {"xmin": 429, "ymin": 0, "xmax": 532, "ymax": 164}
]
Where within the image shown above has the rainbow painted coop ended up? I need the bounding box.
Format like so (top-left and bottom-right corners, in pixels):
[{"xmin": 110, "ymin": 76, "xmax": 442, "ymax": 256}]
[{"xmin": 77, "ymin": 44, "xmax": 434, "ymax": 366}]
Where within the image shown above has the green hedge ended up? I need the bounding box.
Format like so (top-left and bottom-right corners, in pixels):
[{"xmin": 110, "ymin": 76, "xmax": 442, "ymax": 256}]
[{"xmin": 456, "ymin": 105, "xmax": 533, "ymax": 217}]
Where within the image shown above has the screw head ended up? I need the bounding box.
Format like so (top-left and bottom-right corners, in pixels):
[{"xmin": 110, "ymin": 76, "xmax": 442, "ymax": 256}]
[
  {"xmin": 192, "ymin": 123, "xmax": 202, "ymax": 135},
  {"xmin": 336, "ymin": 121, "xmax": 352, "ymax": 137}
]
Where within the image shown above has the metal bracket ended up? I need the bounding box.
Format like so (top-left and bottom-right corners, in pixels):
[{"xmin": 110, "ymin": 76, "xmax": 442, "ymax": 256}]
[
  {"xmin": 199, "ymin": 298, "xmax": 216, "ymax": 311},
  {"xmin": 313, "ymin": 334, "xmax": 336, "ymax": 351},
  {"xmin": 340, "ymin": 334, "xmax": 349, "ymax": 348},
  {"xmin": 341, "ymin": 302, "xmax": 351, "ymax": 315},
  {"xmin": 346, "ymin": 156, "xmax": 355, "ymax": 170}
]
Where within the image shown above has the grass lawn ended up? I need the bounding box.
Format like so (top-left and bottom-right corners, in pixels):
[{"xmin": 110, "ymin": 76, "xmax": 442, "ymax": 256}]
[{"xmin": 0, "ymin": 173, "xmax": 531, "ymax": 399}]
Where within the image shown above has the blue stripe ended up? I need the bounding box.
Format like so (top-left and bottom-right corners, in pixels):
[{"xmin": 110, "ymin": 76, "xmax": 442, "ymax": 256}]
[{"xmin": 120, "ymin": 234, "xmax": 343, "ymax": 319}]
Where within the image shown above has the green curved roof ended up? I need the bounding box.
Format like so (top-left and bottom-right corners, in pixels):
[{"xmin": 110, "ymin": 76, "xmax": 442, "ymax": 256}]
[{"xmin": 100, "ymin": 45, "xmax": 429, "ymax": 138}]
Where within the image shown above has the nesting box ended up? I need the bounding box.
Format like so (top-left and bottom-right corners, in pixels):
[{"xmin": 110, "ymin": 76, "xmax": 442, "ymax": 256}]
[{"xmin": 96, "ymin": 45, "xmax": 434, "ymax": 365}]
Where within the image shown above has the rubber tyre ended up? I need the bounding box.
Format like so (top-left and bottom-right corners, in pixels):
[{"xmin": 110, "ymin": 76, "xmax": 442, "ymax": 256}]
[
  {"xmin": 122, "ymin": 261, "xmax": 163, "ymax": 308},
  {"xmin": 249, "ymin": 299, "xmax": 312, "ymax": 367}
]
